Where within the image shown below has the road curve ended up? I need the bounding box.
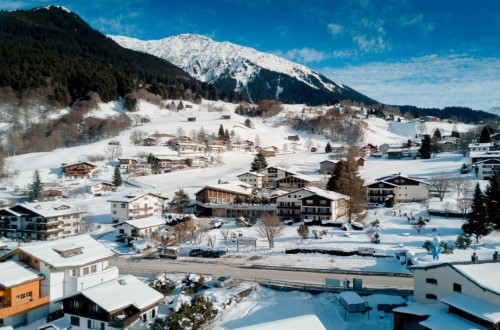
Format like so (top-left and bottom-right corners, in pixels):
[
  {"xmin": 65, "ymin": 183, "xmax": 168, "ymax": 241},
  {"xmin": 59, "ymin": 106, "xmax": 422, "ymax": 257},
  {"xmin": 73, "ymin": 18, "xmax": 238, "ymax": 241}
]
[{"xmin": 110, "ymin": 258, "xmax": 413, "ymax": 290}]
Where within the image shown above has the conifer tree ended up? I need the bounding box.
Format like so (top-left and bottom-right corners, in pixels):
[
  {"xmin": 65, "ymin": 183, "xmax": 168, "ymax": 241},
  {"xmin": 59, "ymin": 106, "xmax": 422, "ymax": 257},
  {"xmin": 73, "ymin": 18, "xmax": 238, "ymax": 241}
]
[
  {"xmin": 250, "ymin": 153, "xmax": 268, "ymax": 172},
  {"xmin": 419, "ymin": 134, "xmax": 432, "ymax": 159},
  {"xmin": 463, "ymin": 183, "xmax": 492, "ymax": 243},
  {"xmin": 329, "ymin": 148, "xmax": 365, "ymax": 222},
  {"xmin": 485, "ymin": 173, "xmax": 500, "ymax": 229},
  {"xmin": 325, "ymin": 142, "xmax": 332, "ymax": 153},
  {"xmin": 479, "ymin": 126, "xmax": 491, "ymax": 143},
  {"xmin": 171, "ymin": 188, "xmax": 190, "ymax": 213},
  {"xmin": 29, "ymin": 170, "xmax": 43, "ymax": 201},
  {"xmin": 432, "ymin": 128, "xmax": 442, "ymax": 140},
  {"xmin": 112, "ymin": 167, "xmax": 122, "ymax": 187},
  {"xmin": 218, "ymin": 124, "xmax": 224, "ymax": 139}
]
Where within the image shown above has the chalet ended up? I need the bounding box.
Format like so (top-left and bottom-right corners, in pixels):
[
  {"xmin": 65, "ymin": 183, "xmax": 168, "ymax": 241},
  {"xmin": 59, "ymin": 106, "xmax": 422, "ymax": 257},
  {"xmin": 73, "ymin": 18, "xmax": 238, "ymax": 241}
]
[
  {"xmin": 237, "ymin": 172, "xmax": 265, "ymax": 189},
  {"xmin": 0, "ymin": 261, "xmax": 50, "ymax": 327},
  {"xmin": 394, "ymin": 260, "xmax": 500, "ymax": 330},
  {"xmin": 379, "ymin": 143, "xmax": 402, "ymax": 155},
  {"xmin": 141, "ymin": 137, "xmax": 157, "ymax": 147},
  {"xmin": 287, "ymin": 135, "xmax": 300, "ymax": 141},
  {"xmin": 118, "ymin": 157, "xmax": 139, "ymax": 169},
  {"xmin": 310, "ymin": 147, "xmax": 318, "ymax": 152},
  {"xmin": 469, "ymin": 151, "xmax": 500, "ymax": 164},
  {"xmin": 61, "ymin": 162, "xmax": 96, "ymax": 179},
  {"xmin": 0, "ymin": 202, "xmax": 85, "ymax": 241},
  {"xmin": 259, "ymin": 148, "xmax": 276, "ymax": 157},
  {"xmin": 360, "ymin": 144, "xmax": 378, "ymax": 156},
  {"xmin": 258, "ymin": 166, "xmax": 299, "ymax": 188},
  {"xmin": 207, "ymin": 144, "xmax": 227, "ymax": 154},
  {"xmin": 439, "ymin": 140, "xmax": 458, "ymax": 152},
  {"xmin": 88, "ymin": 182, "xmax": 114, "ymax": 195},
  {"xmin": 189, "ymin": 156, "xmax": 210, "ymax": 168},
  {"xmin": 221, "ymin": 114, "xmax": 231, "ymax": 120},
  {"xmin": 0, "ymin": 235, "xmax": 119, "ymax": 313},
  {"xmin": 42, "ymin": 189, "xmax": 64, "ymax": 201},
  {"xmin": 319, "ymin": 160, "xmax": 339, "ymax": 175},
  {"xmin": 423, "ymin": 115, "xmax": 440, "ymax": 122},
  {"xmin": 356, "ymin": 157, "xmax": 365, "ymax": 167},
  {"xmin": 387, "ymin": 148, "xmax": 404, "ymax": 159},
  {"xmin": 275, "ymin": 174, "xmax": 319, "ymax": 190},
  {"xmin": 330, "ymin": 145, "xmax": 347, "ymax": 156},
  {"xmin": 57, "ymin": 275, "xmax": 163, "ymax": 330},
  {"xmin": 107, "ymin": 193, "xmax": 167, "ymax": 223},
  {"xmin": 154, "ymin": 156, "xmax": 185, "ymax": 173},
  {"xmin": 195, "ymin": 182, "xmax": 252, "ymax": 205},
  {"xmin": 299, "ymin": 187, "xmax": 349, "ymax": 222},
  {"xmin": 365, "ymin": 174, "xmax": 429, "ymax": 203},
  {"xmin": 149, "ymin": 133, "xmax": 175, "ymax": 145},
  {"xmin": 175, "ymin": 143, "xmax": 206, "ymax": 155},
  {"xmin": 114, "ymin": 216, "xmax": 166, "ymax": 244},
  {"xmin": 472, "ymin": 159, "xmax": 500, "ymax": 180}
]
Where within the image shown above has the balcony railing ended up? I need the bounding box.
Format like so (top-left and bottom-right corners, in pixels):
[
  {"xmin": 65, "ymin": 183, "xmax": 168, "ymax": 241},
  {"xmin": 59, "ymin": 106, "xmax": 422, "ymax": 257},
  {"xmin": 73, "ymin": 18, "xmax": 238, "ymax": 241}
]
[
  {"xmin": 0, "ymin": 296, "xmax": 50, "ymax": 318},
  {"xmin": 109, "ymin": 313, "xmax": 141, "ymax": 329}
]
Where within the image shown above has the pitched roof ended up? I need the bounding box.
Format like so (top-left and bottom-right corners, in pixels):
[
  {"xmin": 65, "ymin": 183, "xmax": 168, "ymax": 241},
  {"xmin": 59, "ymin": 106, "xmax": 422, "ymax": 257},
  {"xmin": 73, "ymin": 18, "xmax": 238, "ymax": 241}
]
[
  {"xmin": 11, "ymin": 201, "xmax": 84, "ymax": 218},
  {"xmin": 195, "ymin": 182, "xmax": 251, "ymax": 196},
  {"xmin": 107, "ymin": 192, "xmax": 167, "ymax": 203},
  {"xmin": 441, "ymin": 294, "xmax": 500, "ymax": 323},
  {"xmin": 299, "ymin": 187, "xmax": 349, "ymax": 201},
  {"xmin": 237, "ymin": 171, "xmax": 265, "ymax": 177},
  {"xmin": 63, "ymin": 275, "xmax": 163, "ymax": 313},
  {"xmin": 61, "ymin": 161, "xmax": 96, "ymax": 168},
  {"xmin": 0, "ymin": 260, "xmax": 41, "ymax": 288},
  {"xmin": 14, "ymin": 234, "xmax": 113, "ymax": 268},
  {"xmin": 122, "ymin": 216, "xmax": 166, "ymax": 229}
]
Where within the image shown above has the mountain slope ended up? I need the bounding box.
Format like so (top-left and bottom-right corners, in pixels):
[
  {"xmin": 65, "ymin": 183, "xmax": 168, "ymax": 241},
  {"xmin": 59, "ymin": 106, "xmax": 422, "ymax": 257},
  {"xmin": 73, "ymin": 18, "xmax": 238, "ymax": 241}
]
[
  {"xmin": 111, "ymin": 34, "xmax": 376, "ymax": 106},
  {"xmin": 0, "ymin": 6, "xmax": 234, "ymax": 106}
]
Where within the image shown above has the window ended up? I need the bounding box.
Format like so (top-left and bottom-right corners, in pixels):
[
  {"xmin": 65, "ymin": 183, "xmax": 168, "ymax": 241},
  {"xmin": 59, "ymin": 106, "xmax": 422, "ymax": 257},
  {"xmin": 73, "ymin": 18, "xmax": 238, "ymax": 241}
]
[
  {"xmin": 425, "ymin": 294, "xmax": 437, "ymax": 300},
  {"xmin": 119, "ymin": 229, "xmax": 125, "ymax": 234},
  {"xmin": 91, "ymin": 265, "xmax": 97, "ymax": 273},
  {"xmin": 426, "ymin": 278, "xmax": 438, "ymax": 285},
  {"xmin": 71, "ymin": 300, "xmax": 81, "ymax": 309},
  {"xmin": 453, "ymin": 283, "xmax": 462, "ymax": 293},
  {"xmin": 16, "ymin": 291, "xmax": 32, "ymax": 301},
  {"xmin": 82, "ymin": 267, "xmax": 90, "ymax": 275},
  {"xmin": 306, "ymin": 200, "xmax": 313, "ymax": 204},
  {"xmin": 121, "ymin": 203, "xmax": 126, "ymax": 208},
  {"xmin": 113, "ymin": 211, "xmax": 117, "ymax": 215},
  {"xmin": 143, "ymin": 314, "xmax": 147, "ymax": 322},
  {"xmin": 152, "ymin": 308, "xmax": 156, "ymax": 318},
  {"xmin": 101, "ymin": 322, "xmax": 105, "ymax": 330},
  {"xmin": 319, "ymin": 200, "xmax": 327, "ymax": 205},
  {"xmin": 70, "ymin": 269, "xmax": 77, "ymax": 277},
  {"xmin": 71, "ymin": 316, "xmax": 80, "ymax": 326}
]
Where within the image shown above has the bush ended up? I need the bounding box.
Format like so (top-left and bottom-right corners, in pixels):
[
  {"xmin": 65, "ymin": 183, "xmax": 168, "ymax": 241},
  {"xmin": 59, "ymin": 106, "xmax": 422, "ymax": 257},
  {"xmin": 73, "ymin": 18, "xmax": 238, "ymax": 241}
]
[
  {"xmin": 183, "ymin": 275, "xmax": 206, "ymax": 295},
  {"xmin": 297, "ymin": 223, "xmax": 309, "ymax": 240},
  {"xmin": 169, "ymin": 295, "xmax": 217, "ymax": 330},
  {"xmin": 455, "ymin": 234, "xmax": 472, "ymax": 249},
  {"xmin": 371, "ymin": 233, "xmax": 381, "ymax": 244},
  {"xmin": 422, "ymin": 240, "xmax": 454, "ymax": 254},
  {"xmin": 149, "ymin": 279, "xmax": 176, "ymax": 296},
  {"xmin": 385, "ymin": 197, "xmax": 395, "ymax": 208}
]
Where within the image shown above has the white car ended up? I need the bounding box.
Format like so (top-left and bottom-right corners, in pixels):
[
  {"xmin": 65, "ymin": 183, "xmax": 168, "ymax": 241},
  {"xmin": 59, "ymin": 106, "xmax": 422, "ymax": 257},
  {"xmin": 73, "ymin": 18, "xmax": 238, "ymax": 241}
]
[{"xmin": 215, "ymin": 276, "xmax": 234, "ymax": 287}]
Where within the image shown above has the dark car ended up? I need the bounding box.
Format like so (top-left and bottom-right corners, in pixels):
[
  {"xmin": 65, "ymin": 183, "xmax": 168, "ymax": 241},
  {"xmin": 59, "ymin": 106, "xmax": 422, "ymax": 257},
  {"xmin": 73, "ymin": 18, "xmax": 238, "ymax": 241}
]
[{"xmin": 189, "ymin": 249, "xmax": 203, "ymax": 257}]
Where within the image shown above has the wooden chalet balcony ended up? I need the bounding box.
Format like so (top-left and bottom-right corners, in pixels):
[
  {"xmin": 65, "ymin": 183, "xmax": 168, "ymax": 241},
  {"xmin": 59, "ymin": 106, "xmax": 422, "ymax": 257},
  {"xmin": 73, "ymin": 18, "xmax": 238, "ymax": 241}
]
[
  {"xmin": 109, "ymin": 312, "xmax": 141, "ymax": 329},
  {"xmin": 0, "ymin": 296, "xmax": 50, "ymax": 318}
]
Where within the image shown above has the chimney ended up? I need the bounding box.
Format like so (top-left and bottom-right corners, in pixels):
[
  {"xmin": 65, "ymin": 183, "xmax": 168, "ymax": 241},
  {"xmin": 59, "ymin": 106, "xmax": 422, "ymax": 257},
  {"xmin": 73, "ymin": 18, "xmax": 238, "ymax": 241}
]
[
  {"xmin": 494, "ymin": 251, "xmax": 499, "ymax": 261},
  {"xmin": 471, "ymin": 252, "xmax": 479, "ymax": 262}
]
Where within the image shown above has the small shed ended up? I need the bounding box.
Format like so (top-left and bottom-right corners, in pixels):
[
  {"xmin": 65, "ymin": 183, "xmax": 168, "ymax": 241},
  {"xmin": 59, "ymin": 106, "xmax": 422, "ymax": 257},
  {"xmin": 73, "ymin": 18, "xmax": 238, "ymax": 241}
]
[
  {"xmin": 339, "ymin": 291, "xmax": 370, "ymax": 320},
  {"xmin": 187, "ymin": 117, "xmax": 197, "ymax": 122},
  {"xmin": 221, "ymin": 115, "xmax": 231, "ymax": 120}
]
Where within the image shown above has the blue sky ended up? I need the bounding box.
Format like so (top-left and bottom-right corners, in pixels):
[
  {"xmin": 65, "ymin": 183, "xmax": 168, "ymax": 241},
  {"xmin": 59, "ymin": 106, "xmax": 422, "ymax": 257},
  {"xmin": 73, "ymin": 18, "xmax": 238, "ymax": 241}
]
[{"xmin": 2, "ymin": 0, "xmax": 500, "ymax": 110}]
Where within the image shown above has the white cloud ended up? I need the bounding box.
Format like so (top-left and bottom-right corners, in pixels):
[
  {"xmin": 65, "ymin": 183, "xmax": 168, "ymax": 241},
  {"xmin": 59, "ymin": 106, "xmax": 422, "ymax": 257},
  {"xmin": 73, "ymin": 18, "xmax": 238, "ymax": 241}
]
[
  {"xmin": 285, "ymin": 48, "xmax": 331, "ymax": 63},
  {"xmin": 0, "ymin": 1, "xmax": 28, "ymax": 10},
  {"xmin": 91, "ymin": 16, "xmax": 139, "ymax": 37},
  {"xmin": 353, "ymin": 34, "xmax": 389, "ymax": 53},
  {"xmin": 321, "ymin": 55, "xmax": 500, "ymax": 110},
  {"xmin": 327, "ymin": 23, "xmax": 342, "ymax": 36}
]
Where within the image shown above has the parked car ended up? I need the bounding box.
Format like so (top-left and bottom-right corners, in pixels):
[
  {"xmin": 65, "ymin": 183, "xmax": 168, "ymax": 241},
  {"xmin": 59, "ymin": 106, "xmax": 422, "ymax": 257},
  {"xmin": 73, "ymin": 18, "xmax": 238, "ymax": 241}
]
[
  {"xmin": 189, "ymin": 248, "xmax": 203, "ymax": 257},
  {"xmin": 215, "ymin": 276, "xmax": 234, "ymax": 287}
]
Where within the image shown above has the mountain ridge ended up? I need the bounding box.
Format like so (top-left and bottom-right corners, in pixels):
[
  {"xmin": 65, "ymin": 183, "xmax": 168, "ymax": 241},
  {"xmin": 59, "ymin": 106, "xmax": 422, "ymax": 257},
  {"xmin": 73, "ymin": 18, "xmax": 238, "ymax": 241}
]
[{"xmin": 111, "ymin": 34, "xmax": 376, "ymax": 106}]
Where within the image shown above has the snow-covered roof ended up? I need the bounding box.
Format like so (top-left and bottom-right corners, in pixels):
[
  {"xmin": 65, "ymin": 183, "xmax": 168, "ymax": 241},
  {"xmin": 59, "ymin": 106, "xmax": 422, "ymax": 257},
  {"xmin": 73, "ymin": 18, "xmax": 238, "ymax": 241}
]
[
  {"xmin": 13, "ymin": 201, "xmax": 84, "ymax": 218},
  {"xmin": 122, "ymin": 216, "xmax": 166, "ymax": 229},
  {"xmin": 69, "ymin": 275, "xmax": 163, "ymax": 313},
  {"xmin": 196, "ymin": 182, "xmax": 252, "ymax": 196},
  {"xmin": 453, "ymin": 262, "xmax": 500, "ymax": 294},
  {"xmin": 441, "ymin": 294, "xmax": 500, "ymax": 323},
  {"xmin": 394, "ymin": 303, "xmax": 486, "ymax": 330},
  {"xmin": 61, "ymin": 161, "xmax": 96, "ymax": 168},
  {"xmin": 468, "ymin": 142, "xmax": 494, "ymax": 148},
  {"xmin": 283, "ymin": 173, "xmax": 319, "ymax": 182},
  {"xmin": 237, "ymin": 171, "xmax": 265, "ymax": 177},
  {"xmin": 339, "ymin": 291, "xmax": 366, "ymax": 304},
  {"xmin": 0, "ymin": 260, "xmax": 41, "ymax": 288},
  {"xmin": 234, "ymin": 315, "xmax": 326, "ymax": 330},
  {"xmin": 17, "ymin": 234, "xmax": 113, "ymax": 268},
  {"xmin": 107, "ymin": 192, "xmax": 167, "ymax": 203},
  {"xmin": 299, "ymin": 186, "xmax": 349, "ymax": 201}
]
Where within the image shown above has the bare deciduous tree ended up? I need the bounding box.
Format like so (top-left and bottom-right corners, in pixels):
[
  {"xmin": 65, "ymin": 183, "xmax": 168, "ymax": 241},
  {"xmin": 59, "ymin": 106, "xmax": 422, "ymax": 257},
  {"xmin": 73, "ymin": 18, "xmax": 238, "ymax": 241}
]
[
  {"xmin": 129, "ymin": 129, "xmax": 147, "ymax": 145},
  {"xmin": 457, "ymin": 198, "xmax": 472, "ymax": 218},
  {"xmin": 255, "ymin": 215, "xmax": 284, "ymax": 249},
  {"xmin": 221, "ymin": 230, "xmax": 230, "ymax": 250},
  {"xmin": 194, "ymin": 230, "xmax": 206, "ymax": 245},
  {"xmin": 207, "ymin": 234, "xmax": 216, "ymax": 248},
  {"xmin": 104, "ymin": 144, "xmax": 122, "ymax": 162},
  {"xmin": 429, "ymin": 172, "xmax": 452, "ymax": 202}
]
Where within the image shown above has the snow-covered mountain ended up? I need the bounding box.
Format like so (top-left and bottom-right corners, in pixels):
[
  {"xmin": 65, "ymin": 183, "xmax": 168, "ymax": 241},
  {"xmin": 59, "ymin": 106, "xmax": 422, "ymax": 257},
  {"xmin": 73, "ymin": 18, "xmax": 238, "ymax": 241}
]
[{"xmin": 110, "ymin": 34, "xmax": 375, "ymax": 105}]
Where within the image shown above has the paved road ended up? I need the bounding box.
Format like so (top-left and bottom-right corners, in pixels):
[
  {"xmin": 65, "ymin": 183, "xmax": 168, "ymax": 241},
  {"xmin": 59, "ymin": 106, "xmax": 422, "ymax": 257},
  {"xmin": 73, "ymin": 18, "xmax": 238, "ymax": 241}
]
[{"xmin": 110, "ymin": 258, "xmax": 413, "ymax": 290}]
